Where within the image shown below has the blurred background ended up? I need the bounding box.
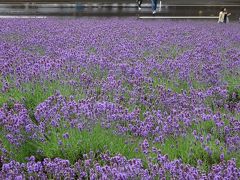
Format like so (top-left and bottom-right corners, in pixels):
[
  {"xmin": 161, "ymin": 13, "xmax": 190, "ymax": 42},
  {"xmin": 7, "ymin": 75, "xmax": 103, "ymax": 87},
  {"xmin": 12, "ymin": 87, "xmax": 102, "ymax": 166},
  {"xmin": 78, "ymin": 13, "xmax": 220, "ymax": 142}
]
[
  {"xmin": 0, "ymin": 0, "xmax": 239, "ymax": 19},
  {"xmin": 0, "ymin": 0, "xmax": 239, "ymax": 4}
]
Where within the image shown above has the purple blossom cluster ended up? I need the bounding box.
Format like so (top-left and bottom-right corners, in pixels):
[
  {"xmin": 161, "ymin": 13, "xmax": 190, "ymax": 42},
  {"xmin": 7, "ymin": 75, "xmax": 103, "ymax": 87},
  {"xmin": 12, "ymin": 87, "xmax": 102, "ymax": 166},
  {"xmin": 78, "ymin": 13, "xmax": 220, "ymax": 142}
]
[
  {"xmin": 0, "ymin": 147, "xmax": 239, "ymax": 179},
  {"xmin": 0, "ymin": 18, "xmax": 239, "ymax": 179},
  {"xmin": 0, "ymin": 103, "xmax": 37, "ymax": 146}
]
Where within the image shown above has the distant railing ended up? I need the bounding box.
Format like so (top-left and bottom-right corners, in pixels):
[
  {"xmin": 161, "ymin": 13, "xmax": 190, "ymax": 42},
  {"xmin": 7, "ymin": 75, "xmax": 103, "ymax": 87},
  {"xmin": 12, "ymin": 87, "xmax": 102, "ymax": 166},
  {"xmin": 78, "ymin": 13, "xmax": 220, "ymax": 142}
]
[{"xmin": 0, "ymin": 0, "xmax": 239, "ymax": 5}]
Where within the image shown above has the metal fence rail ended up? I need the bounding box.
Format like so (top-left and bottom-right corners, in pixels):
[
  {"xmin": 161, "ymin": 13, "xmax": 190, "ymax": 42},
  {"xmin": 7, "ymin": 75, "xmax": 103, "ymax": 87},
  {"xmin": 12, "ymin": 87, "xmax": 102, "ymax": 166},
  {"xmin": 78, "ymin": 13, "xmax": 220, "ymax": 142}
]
[{"xmin": 0, "ymin": 0, "xmax": 239, "ymax": 5}]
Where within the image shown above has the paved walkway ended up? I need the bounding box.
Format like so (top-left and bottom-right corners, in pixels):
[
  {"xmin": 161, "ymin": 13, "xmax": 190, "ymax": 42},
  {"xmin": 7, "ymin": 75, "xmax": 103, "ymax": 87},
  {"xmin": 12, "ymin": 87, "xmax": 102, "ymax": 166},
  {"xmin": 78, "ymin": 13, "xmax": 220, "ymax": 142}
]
[{"xmin": 0, "ymin": 2, "xmax": 239, "ymax": 19}]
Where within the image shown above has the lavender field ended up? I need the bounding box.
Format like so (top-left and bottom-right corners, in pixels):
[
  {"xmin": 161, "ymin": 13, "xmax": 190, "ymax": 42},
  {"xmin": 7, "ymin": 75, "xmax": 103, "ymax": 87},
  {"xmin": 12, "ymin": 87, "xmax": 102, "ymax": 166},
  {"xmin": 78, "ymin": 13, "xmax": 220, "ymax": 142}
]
[{"xmin": 0, "ymin": 18, "xmax": 239, "ymax": 179}]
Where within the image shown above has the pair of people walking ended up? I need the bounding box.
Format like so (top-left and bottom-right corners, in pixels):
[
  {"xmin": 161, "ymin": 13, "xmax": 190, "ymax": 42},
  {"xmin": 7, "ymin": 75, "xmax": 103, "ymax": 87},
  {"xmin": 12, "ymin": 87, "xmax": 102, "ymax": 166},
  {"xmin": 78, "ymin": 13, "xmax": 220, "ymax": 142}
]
[
  {"xmin": 137, "ymin": 0, "xmax": 158, "ymax": 15},
  {"xmin": 218, "ymin": 8, "xmax": 231, "ymax": 23}
]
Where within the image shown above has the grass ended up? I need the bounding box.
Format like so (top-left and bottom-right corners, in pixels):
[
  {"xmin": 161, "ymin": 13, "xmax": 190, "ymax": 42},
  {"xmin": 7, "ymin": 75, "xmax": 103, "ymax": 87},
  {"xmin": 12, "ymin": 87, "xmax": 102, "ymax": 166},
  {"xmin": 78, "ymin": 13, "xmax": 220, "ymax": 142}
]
[
  {"xmin": 151, "ymin": 71, "xmax": 208, "ymax": 94},
  {"xmin": 225, "ymin": 74, "xmax": 240, "ymax": 96},
  {"xmin": 1, "ymin": 118, "xmax": 239, "ymax": 172},
  {"xmin": 154, "ymin": 134, "xmax": 227, "ymax": 172},
  {"xmin": 38, "ymin": 125, "xmax": 144, "ymax": 163},
  {"xmin": 151, "ymin": 119, "xmax": 240, "ymax": 171},
  {"xmin": 22, "ymin": 45, "xmax": 46, "ymax": 56},
  {"xmin": 0, "ymin": 131, "xmax": 38, "ymax": 163},
  {"xmin": 0, "ymin": 124, "xmax": 144, "ymax": 164},
  {"xmin": 1, "ymin": 33, "xmax": 23, "ymax": 42},
  {"xmin": 158, "ymin": 44, "xmax": 191, "ymax": 60},
  {"xmin": 0, "ymin": 80, "xmax": 85, "ymax": 113}
]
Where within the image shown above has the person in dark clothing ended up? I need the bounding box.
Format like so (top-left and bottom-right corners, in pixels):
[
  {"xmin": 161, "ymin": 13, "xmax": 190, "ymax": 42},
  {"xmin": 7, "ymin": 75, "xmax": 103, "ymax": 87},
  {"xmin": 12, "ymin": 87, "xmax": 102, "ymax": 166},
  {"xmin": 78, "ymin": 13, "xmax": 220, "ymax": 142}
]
[
  {"xmin": 137, "ymin": 0, "xmax": 143, "ymax": 10},
  {"xmin": 223, "ymin": 12, "xmax": 227, "ymax": 23},
  {"xmin": 151, "ymin": 0, "xmax": 158, "ymax": 15}
]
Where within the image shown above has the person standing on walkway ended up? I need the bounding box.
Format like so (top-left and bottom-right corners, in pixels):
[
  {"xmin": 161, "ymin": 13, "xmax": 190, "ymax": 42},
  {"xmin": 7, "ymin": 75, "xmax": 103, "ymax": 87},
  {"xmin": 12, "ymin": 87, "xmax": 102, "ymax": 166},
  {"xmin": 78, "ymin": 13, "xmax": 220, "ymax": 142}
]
[
  {"xmin": 137, "ymin": 0, "xmax": 143, "ymax": 10},
  {"xmin": 151, "ymin": 0, "xmax": 158, "ymax": 15},
  {"xmin": 218, "ymin": 8, "xmax": 231, "ymax": 23}
]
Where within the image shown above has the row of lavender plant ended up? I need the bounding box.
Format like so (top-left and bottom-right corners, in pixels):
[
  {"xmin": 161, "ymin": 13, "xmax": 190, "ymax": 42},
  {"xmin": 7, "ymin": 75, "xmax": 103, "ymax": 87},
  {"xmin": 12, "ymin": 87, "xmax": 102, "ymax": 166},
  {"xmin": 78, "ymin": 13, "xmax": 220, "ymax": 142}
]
[{"xmin": 0, "ymin": 18, "xmax": 239, "ymax": 179}]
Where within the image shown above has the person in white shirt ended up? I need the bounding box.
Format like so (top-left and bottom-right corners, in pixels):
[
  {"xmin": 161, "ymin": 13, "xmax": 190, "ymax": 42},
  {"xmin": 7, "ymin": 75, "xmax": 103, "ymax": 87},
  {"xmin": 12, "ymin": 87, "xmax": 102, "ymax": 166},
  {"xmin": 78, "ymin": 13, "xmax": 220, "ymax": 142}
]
[{"xmin": 218, "ymin": 8, "xmax": 231, "ymax": 23}]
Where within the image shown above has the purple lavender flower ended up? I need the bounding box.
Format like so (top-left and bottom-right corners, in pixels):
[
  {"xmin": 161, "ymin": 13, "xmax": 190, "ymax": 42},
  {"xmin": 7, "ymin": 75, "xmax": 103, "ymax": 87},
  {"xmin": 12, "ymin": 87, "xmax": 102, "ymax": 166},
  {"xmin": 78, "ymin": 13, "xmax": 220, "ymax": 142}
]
[{"xmin": 62, "ymin": 133, "xmax": 69, "ymax": 139}]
